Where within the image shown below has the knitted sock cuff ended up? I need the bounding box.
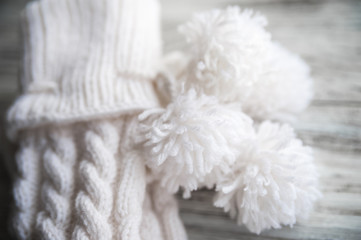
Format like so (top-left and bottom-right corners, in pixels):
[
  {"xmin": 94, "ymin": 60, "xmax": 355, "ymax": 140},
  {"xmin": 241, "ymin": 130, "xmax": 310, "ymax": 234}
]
[{"xmin": 7, "ymin": 0, "xmax": 162, "ymax": 140}]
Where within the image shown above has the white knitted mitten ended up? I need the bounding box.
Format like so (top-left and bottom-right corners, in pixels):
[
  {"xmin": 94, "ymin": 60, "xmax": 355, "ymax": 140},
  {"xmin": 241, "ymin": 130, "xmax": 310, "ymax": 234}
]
[{"xmin": 7, "ymin": 0, "xmax": 186, "ymax": 240}]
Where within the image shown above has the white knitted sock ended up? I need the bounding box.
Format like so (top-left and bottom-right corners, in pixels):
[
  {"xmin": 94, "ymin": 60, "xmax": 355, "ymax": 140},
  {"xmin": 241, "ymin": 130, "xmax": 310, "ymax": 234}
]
[{"xmin": 8, "ymin": 0, "xmax": 164, "ymax": 238}]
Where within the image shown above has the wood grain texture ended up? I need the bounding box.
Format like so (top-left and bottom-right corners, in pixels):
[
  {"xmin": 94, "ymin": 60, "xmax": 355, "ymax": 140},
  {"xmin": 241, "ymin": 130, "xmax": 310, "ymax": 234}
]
[{"xmin": 1, "ymin": 0, "xmax": 361, "ymax": 239}]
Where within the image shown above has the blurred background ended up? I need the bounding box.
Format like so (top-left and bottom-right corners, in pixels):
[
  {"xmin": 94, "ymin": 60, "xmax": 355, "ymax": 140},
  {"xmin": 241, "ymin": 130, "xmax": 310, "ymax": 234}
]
[{"xmin": 1, "ymin": 0, "xmax": 361, "ymax": 239}]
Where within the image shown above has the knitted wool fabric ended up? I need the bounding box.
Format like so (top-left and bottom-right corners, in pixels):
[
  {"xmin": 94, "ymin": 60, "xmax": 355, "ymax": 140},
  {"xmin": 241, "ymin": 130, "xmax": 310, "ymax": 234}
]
[
  {"xmin": 7, "ymin": 0, "xmax": 162, "ymax": 140},
  {"xmin": 8, "ymin": 0, "xmax": 187, "ymax": 240},
  {"xmin": 12, "ymin": 120, "xmax": 187, "ymax": 240}
]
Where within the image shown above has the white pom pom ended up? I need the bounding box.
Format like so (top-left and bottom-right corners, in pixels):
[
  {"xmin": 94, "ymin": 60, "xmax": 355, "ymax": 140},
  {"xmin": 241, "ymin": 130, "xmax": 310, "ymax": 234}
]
[
  {"xmin": 178, "ymin": 6, "xmax": 271, "ymax": 103},
  {"xmin": 178, "ymin": 7, "xmax": 313, "ymax": 122},
  {"xmin": 214, "ymin": 121, "xmax": 320, "ymax": 234},
  {"xmin": 138, "ymin": 89, "xmax": 254, "ymax": 197},
  {"xmin": 242, "ymin": 43, "xmax": 313, "ymax": 122}
]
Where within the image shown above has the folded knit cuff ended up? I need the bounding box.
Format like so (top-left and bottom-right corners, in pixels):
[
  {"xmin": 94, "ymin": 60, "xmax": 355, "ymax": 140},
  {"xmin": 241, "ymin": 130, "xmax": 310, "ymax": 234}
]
[
  {"xmin": 7, "ymin": 77, "xmax": 160, "ymax": 139},
  {"xmin": 7, "ymin": 0, "xmax": 162, "ymax": 140}
]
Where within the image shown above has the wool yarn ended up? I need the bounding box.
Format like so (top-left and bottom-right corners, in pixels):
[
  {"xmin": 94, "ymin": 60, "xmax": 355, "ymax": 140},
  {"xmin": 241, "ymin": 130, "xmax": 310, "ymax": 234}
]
[
  {"xmin": 178, "ymin": 7, "xmax": 271, "ymax": 104},
  {"xmin": 11, "ymin": 120, "xmax": 187, "ymax": 240},
  {"xmin": 177, "ymin": 6, "xmax": 313, "ymax": 122},
  {"xmin": 7, "ymin": 0, "xmax": 320, "ymax": 239},
  {"xmin": 214, "ymin": 121, "xmax": 321, "ymax": 234},
  {"xmin": 139, "ymin": 5, "xmax": 320, "ymax": 235},
  {"xmin": 137, "ymin": 88, "xmax": 253, "ymax": 197}
]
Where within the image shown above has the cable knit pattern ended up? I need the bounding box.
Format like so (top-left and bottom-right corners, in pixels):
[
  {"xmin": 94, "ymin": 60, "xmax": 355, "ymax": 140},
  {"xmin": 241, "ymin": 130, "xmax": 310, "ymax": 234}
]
[
  {"xmin": 12, "ymin": 132, "xmax": 42, "ymax": 240},
  {"xmin": 36, "ymin": 127, "xmax": 77, "ymax": 240},
  {"xmin": 72, "ymin": 121, "xmax": 121, "ymax": 240},
  {"xmin": 115, "ymin": 151, "xmax": 146, "ymax": 240}
]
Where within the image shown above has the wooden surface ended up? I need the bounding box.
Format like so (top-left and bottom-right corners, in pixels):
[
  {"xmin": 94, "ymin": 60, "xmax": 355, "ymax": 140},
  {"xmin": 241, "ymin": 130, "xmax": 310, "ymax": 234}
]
[{"xmin": 1, "ymin": 0, "xmax": 361, "ymax": 239}]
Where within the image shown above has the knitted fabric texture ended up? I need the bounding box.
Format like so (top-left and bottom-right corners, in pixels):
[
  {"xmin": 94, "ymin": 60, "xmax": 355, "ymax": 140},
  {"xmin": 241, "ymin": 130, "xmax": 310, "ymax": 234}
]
[
  {"xmin": 7, "ymin": 1, "xmax": 320, "ymax": 240},
  {"xmin": 7, "ymin": 0, "xmax": 162, "ymax": 140},
  {"xmin": 8, "ymin": 0, "xmax": 186, "ymax": 240},
  {"xmin": 12, "ymin": 121, "xmax": 187, "ymax": 240}
]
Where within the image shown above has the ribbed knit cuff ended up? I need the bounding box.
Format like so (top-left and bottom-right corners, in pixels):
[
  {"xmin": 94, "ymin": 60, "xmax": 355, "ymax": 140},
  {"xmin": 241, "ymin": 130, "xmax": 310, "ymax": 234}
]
[
  {"xmin": 7, "ymin": 77, "xmax": 160, "ymax": 139},
  {"xmin": 7, "ymin": 0, "xmax": 162, "ymax": 139}
]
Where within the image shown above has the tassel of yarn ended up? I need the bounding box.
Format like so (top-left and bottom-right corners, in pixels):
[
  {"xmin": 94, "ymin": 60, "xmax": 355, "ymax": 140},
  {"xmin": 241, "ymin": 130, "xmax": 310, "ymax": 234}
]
[
  {"xmin": 137, "ymin": 88, "xmax": 254, "ymax": 197},
  {"xmin": 178, "ymin": 6, "xmax": 270, "ymax": 103},
  {"xmin": 178, "ymin": 6, "xmax": 313, "ymax": 122},
  {"xmin": 214, "ymin": 121, "xmax": 321, "ymax": 234},
  {"xmin": 241, "ymin": 43, "xmax": 313, "ymax": 122},
  {"xmin": 36, "ymin": 127, "xmax": 77, "ymax": 240}
]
